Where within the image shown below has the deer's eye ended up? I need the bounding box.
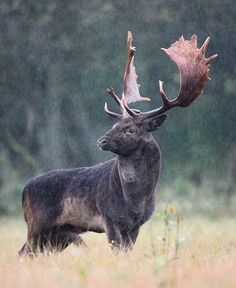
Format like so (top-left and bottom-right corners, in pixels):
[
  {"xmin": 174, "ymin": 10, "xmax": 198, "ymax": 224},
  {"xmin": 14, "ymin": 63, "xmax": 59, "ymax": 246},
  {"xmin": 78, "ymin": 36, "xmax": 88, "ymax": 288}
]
[{"xmin": 126, "ymin": 128, "xmax": 136, "ymax": 134}]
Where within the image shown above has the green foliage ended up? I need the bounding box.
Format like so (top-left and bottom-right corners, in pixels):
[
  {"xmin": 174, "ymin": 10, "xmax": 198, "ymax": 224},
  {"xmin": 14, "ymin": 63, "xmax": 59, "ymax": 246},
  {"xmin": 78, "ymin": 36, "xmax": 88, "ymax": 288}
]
[{"xmin": 0, "ymin": 0, "xmax": 235, "ymax": 214}]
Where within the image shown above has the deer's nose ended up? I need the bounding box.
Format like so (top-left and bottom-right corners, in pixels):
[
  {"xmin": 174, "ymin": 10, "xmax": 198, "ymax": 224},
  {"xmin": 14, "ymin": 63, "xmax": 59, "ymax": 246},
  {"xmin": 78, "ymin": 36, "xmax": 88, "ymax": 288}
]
[{"xmin": 97, "ymin": 137, "xmax": 108, "ymax": 147}]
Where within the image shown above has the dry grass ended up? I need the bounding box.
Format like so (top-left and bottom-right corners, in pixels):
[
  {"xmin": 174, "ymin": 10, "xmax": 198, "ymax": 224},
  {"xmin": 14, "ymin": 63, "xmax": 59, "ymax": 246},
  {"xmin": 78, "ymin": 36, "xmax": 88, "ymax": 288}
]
[{"xmin": 0, "ymin": 211, "xmax": 236, "ymax": 288}]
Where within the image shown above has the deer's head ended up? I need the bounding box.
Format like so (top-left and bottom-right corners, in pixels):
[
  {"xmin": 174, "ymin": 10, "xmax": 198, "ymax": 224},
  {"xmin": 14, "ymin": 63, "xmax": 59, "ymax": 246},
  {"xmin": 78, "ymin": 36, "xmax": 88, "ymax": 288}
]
[{"xmin": 98, "ymin": 32, "xmax": 218, "ymax": 156}]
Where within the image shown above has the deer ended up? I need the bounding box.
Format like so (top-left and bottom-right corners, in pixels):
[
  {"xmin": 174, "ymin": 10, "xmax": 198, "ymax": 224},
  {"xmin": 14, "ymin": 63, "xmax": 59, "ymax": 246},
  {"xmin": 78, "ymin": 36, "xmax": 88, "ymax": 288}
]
[{"xmin": 19, "ymin": 32, "xmax": 218, "ymax": 256}]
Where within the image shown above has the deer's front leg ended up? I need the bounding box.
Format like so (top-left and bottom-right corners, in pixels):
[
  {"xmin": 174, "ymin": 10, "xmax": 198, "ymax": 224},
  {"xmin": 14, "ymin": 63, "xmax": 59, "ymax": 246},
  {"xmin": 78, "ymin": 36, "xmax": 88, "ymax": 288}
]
[
  {"xmin": 104, "ymin": 219, "xmax": 122, "ymax": 249},
  {"xmin": 121, "ymin": 228, "xmax": 140, "ymax": 250}
]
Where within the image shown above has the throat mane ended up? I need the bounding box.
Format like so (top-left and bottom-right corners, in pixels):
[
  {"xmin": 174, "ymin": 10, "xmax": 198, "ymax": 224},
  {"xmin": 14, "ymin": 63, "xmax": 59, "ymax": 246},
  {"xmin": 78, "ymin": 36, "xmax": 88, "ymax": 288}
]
[{"xmin": 119, "ymin": 161, "xmax": 137, "ymax": 183}]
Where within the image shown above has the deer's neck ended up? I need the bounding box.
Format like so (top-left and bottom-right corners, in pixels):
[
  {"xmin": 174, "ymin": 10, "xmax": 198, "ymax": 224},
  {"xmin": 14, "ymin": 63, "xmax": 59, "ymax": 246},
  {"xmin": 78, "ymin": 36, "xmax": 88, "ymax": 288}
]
[{"xmin": 116, "ymin": 138, "xmax": 161, "ymax": 200}]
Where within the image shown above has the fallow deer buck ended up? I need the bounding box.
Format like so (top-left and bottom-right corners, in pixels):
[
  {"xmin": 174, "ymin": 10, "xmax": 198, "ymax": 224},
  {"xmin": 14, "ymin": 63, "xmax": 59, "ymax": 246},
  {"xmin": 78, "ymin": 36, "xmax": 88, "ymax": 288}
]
[{"xmin": 19, "ymin": 32, "xmax": 218, "ymax": 256}]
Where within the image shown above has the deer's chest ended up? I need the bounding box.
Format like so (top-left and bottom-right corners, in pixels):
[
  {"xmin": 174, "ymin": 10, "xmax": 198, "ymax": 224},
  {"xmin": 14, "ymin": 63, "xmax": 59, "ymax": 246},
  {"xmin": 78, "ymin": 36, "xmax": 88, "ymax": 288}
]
[{"xmin": 116, "ymin": 159, "xmax": 159, "ymax": 226}]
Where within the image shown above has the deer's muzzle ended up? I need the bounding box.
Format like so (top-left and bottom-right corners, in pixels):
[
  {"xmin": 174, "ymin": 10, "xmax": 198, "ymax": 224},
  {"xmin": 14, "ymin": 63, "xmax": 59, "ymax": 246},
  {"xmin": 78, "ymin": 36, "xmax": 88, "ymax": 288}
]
[{"xmin": 97, "ymin": 137, "xmax": 109, "ymax": 149}]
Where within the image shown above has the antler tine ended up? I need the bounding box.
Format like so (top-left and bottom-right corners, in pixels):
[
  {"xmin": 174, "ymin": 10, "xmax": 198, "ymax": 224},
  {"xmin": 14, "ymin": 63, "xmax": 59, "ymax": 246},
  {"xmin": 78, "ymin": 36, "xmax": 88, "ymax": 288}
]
[
  {"xmin": 122, "ymin": 97, "xmax": 139, "ymax": 117},
  {"xmin": 105, "ymin": 87, "xmax": 126, "ymax": 118},
  {"xmin": 141, "ymin": 81, "xmax": 176, "ymax": 120},
  {"xmin": 206, "ymin": 54, "xmax": 218, "ymax": 64},
  {"xmin": 106, "ymin": 87, "xmax": 130, "ymax": 116},
  {"xmin": 200, "ymin": 37, "xmax": 210, "ymax": 54},
  {"xmin": 104, "ymin": 102, "xmax": 123, "ymax": 120},
  {"xmin": 107, "ymin": 88, "xmax": 123, "ymax": 108},
  {"xmin": 141, "ymin": 35, "xmax": 218, "ymax": 120},
  {"xmin": 105, "ymin": 86, "xmax": 140, "ymax": 119},
  {"xmin": 159, "ymin": 81, "xmax": 172, "ymax": 107}
]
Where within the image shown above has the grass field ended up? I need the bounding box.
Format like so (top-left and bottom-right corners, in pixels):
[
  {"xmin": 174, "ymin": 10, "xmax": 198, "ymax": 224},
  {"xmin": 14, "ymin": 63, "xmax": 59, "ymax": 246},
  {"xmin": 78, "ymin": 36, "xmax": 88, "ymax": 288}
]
[{"xmin": 0, "ymin": 205, "xmax": 236, "ymax": 288}]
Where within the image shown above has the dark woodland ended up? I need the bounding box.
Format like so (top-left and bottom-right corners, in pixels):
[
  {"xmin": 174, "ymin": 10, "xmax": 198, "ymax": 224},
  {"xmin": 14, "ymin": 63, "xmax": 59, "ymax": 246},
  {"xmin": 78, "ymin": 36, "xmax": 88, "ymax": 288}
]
[{"xmin": 0, "ymin": 0, "xmax": 236, "ymax": 215}]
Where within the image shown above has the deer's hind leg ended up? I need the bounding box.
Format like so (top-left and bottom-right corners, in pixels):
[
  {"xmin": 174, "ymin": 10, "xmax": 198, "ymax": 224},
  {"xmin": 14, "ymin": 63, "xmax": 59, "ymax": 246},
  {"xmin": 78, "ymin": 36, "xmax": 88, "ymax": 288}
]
[
  {"xmin": 18, "ymin": 242, "xmax": 32, "ymax": 257},
  {"xmin": 46, "ymin": 225, "xmax": 86, "ymax": 252},
  {"xmin": 70, "ymin": 233, "xmax": 86, "ymax": 248},
  {"xmin": 18, "ymin": 231, "xmax": 43, "ymax": 257},
  {"xmin": 19, "ymin": 227, "xmax": 86, "ymax": 256}
]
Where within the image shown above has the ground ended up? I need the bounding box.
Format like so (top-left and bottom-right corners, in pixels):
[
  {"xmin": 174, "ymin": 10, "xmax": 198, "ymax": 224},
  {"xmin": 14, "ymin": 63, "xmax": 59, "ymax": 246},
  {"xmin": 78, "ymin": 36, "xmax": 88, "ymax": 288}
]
[{"xmin": 0, "ymin": 206, "xmax": 236, "ymax": 288}]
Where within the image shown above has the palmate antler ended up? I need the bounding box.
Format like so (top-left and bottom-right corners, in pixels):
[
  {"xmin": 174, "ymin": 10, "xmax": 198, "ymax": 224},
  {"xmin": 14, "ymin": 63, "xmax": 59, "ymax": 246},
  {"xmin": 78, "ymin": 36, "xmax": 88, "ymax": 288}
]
[
  {"xmin": 104, "ymin": 32, "xmax": 218, "ymax": 120},
  {"xmin": 122, "ymin": 31, "xmax": 151, "ymax": 104},
  {"xmin": 105, "ymin": 31, "xmax": 150, "ymax": 119}
]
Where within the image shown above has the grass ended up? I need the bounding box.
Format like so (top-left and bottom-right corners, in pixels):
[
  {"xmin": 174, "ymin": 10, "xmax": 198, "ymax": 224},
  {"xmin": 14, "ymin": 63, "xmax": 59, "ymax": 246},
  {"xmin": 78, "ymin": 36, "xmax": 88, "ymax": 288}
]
[{"xmin": 0, "ymin": 204, "xmax": 236, "ymax": 288}]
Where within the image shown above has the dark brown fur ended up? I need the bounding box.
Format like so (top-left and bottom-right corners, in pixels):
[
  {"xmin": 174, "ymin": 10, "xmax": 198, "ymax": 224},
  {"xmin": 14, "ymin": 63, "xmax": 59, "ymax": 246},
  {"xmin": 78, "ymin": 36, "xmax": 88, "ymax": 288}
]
[{"xmin": 19, "ymin": 115, "xmax": 166, "ymax": 255}]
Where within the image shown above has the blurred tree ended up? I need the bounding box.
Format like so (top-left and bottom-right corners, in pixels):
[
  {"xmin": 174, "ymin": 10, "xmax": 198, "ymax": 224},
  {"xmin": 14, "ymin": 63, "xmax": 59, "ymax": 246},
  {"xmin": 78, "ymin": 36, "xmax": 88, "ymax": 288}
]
[{"xmin": 0, "ymin": 0, "xmax": 235, "ymax": 214}]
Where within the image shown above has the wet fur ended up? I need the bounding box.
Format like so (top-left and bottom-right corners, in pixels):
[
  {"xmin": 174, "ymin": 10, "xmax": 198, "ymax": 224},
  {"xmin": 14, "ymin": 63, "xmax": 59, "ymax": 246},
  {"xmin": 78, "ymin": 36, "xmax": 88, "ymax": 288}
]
[{"xmin": 19, "ymin": 117, "xmax": 164, "ymax": 256}]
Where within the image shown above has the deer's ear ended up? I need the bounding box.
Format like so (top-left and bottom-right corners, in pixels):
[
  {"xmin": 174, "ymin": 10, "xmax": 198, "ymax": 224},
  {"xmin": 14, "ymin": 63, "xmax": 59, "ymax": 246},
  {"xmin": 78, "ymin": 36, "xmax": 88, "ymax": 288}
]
[{"xmin": 144, "ymin": 114, "xmax": 167, "ymax": 132}]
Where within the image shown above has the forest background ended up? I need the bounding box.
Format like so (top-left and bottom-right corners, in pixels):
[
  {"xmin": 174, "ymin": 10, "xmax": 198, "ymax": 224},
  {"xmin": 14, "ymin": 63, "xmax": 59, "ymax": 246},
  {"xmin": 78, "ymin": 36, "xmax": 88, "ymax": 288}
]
[{"xmin": 0, "ymin": 0, "xmax": 235, "ymax": 215}]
